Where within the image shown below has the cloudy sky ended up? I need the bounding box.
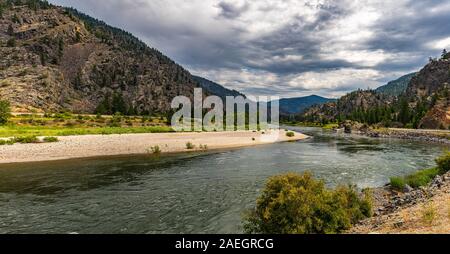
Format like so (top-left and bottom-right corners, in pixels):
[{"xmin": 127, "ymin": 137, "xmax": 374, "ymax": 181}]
[{"xmin": 49, "ymin": 0, "xmax": 450, "ymax": 98}]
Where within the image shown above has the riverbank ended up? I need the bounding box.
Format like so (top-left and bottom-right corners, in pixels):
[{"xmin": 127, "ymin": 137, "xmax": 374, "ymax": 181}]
[
  {"xmin": 367, "ymin": 128, "xmax": 450, "ymax": 145},
  {"xmin": 0, "ymin": 130, "xmax": 308, "ymax": 164},
  {"xmin": 350, "ymin": 172, "xmax": 450, "ymax": 234},
  {"xmin": 339, "ymin": 121, "xmax": 450, "ymax": 144}
]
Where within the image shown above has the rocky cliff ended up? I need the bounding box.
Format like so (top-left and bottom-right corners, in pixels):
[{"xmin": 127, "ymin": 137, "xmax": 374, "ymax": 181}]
[
  {"xmin": 407, "ymin": 53, "xmax": 450, "ymax": 129},
  {"xmin": 301, "ymin": 90, "xmax": 391, "ymax": 123},
  {"xmin": 300, "ymin": 53, "xmax": 450, "ymax": 129},
  {"xmin": 0, "ymin": 1, "xmax": 199, "ymax": 114}
]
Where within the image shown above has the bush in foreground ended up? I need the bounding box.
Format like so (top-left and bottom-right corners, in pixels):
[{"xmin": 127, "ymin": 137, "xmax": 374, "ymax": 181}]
[
  {"xmin": 243, "ymin": 172, "xmax": 372, "ymax": 234},
  {"xmin": 286, "ymin": 132, "xmax": 295, "ymax": 137}
]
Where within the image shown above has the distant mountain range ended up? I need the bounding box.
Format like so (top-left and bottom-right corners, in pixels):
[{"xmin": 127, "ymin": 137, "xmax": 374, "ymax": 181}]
[
  {"xmin": 194, "ymin": 76, "xmax": 334, "ymax": 116},
  {"xmin": 192, "ymin": 76, "xmax": 245, "ymax": 100},
  {"xmin": 376, "ymin": 73, "xmax": 417, "ymax": 96},
  {"xmin": 276, "ymin": 95, "xmax": 335, "ymax": 115}
]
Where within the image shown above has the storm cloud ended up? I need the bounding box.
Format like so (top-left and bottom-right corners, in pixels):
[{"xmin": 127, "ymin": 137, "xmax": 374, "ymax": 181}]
[{"xmin": 49, "ymin": 0, "xmax": 450, "ymax": 98}]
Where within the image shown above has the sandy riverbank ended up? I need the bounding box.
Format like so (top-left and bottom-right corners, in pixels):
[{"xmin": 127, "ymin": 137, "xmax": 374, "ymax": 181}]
[{"xmin": 0, "ymin": 130, "xmax": 308, "ymax": 164}]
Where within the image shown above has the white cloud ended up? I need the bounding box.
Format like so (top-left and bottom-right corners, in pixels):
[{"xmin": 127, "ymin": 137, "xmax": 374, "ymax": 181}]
[
  {"xmin": 287, "ymin": 68, "xmax": 381, "ymax": 90},
  {"xmin": 48, "ymin": 0, "xmax": 450, "ymax": 98},
  {"xmin": 427, "ymin": 37, "xmax": 450, "ymax": 50}
]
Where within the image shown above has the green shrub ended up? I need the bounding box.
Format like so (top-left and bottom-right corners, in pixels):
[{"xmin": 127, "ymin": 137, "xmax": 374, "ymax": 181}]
[
  {"xmin": 148, "ymin": 145, "xmax": 161, "ymax": 154},
  {"xmin": 6, "ymin": 38, "xmax": 16, "ymax": 47},
  {"xmin": 43, "ymin": 136, "xmax": 59, "ymax": 143},
  {"xmin": 286, "ymin": 131, "xmax": 295, "ymax": 137},
  {"xmin": 0, "ymin": 139, "xmax": 15, "ymax": 146},
  {"xmin": 0, "ymin": 99, "xmax": 11, "ymax": 125},
  {"xmin": 390, "ymin": 177, "xmax": 406, "ymax": 191},
  {"xmin": 243, "ymin": 172, "xmax": 372, "ymax": 234},
  {"xmin": 405, "ymin": 168, "xmax": 440, "ymax": 188},
  {"xmin": 13, "ymin": 135, "xmax": 39, "ymax": 144},
  {"xmin": 109, "ymin": 112, "xmax": 123, "ymax": 127},
  {"xmin": 186, "ymin": 142, "xmax": 195, "ymax": 150},
  {"xmin": 435, "ymin": 152, "xmax": 450, "ymax": 173}
]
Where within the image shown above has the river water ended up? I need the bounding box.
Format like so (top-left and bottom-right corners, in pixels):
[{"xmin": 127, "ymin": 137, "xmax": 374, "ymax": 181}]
[{"xmin": 0, "ymin": 127, "xmax": 447, "ymax": 233}]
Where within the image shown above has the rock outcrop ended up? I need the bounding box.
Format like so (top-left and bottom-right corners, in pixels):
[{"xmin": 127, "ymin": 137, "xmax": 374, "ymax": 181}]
[{"xmin": 0, "ymin": 2, "xmax": 199, "ymax": 114}]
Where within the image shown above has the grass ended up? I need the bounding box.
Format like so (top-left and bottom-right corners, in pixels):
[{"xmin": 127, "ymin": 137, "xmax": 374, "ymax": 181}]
[
  {"xmin": 390, "ymin": 177, "xmax": 406, "ymax": 191},
  {"xmin": 43, "ymin": 136, "xmax": 58, "ymax": 143},
  {"xmin": 448, "ymin": 201, "xmax": 450, "ymax": 220},
  {"xmin": 13, "ymin": 135, "xmax": 39, "ymax": 144},
  {"xmin": 405, "ymin": 168, "xmax": 440, "ymax": 188},
  {"xmin": 0, "ymin": 112, "xmax": 173, "ymax": 138},
  {"xmin": 421, "ymin": 202, "xmax": 437, "ymax": 226},
  {"xmin": 199, "ymin": 144, "xmax": 208, "ymax": 150},
  {"xmin": 389, "ymin": 152, "xmax": 450, "ymax": 191},
  {"xmin": 390, "ymin": 168, "xmax": 440, "ymax": 190},
  {"xmin": 0, "ymin": 139, "xmax": 15, "ymax": 145},
  {"xmin": 0, "ymin": 135, "xmax": 59, "ymax": 145},
  {"xmin": 0, "ymin": 125, "xmax": 174, "ymax": 138}
]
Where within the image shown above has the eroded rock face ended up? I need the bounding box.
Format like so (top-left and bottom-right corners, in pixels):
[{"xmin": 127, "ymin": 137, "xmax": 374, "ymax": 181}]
[
  {"xmin": 419, "ymin": 102, "xmax": 450, "ymax": 129},
  {"xmin": 406, "ymin": 58, "xmax": 450, "ymax": 99},
  {"xmin": 0, "ymin": 4, "xmax": 199, "ymax": 114},
  {"xmin": 406, "ymin": 57, "xmax": 450, "ymax": 129}
]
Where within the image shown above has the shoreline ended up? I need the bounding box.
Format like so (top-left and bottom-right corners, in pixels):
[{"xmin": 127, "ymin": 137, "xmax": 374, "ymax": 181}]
[
  {"xmin": 0, "ymin": 130, "xmax": 309, "ymax": 165},
  {"xmin": 336, "ymin": 124, "xmax": 450, "ymax": 144},
  {"xmin": 350, "ymin": 172, "xmax": 450, "ymax": 234},
  {"xmin": 366, "ymin": 128, "xmax": 450, "ymax": 145}
]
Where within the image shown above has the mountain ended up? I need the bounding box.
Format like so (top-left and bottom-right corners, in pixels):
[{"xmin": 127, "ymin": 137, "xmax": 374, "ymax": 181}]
[
  {"xmin": 192, "ymin": 76, "xmax": 245, "ymax": 100},
  {"xmin": 376, "ymin": 73, "xmax": 417, "ymax": 96},
  {"xmin": 406, "ymin": 53, "xmax": 450, "ymax": 129},
  {"xmin": 0, "ymin": 1, "xmax": 200, "ymax": 115},
  {"xmin": 300, "ymin": 53, "xmax": 450, "ymax": 129},
  {"xmin": 277, "ymin": 95, "xmax": 334, "ymax": 115},
  {"xmin": 301, "ymin": 90, "xmax": 392, "ymax": 123}
]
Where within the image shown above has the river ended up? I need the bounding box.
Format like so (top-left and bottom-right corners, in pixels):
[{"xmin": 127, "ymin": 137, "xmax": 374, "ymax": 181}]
[{"xmin": 0, "ymin": 127, "xmax": 447, "ymax": 233}]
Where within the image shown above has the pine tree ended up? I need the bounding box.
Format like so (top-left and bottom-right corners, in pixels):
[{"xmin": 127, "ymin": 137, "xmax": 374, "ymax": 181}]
[
  {"xmin": 6, "ymin": 37, "xmax": 16, "ymax": 47},
  {"xmin": 7, "ymin": 24, "xmax": 13, "ymax": 36},
  {"xmin": 398, "ymin": 98, "xmax": 411, "ymax": 125},
  {"xmin": 112, "ymin": 93, "xmax": 127, "ymax": 114}
]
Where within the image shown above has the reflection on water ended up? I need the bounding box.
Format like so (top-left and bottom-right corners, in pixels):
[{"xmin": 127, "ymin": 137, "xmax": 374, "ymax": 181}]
[{"xmin": 0, "ymin": 127, "xmax": 447, "ymax": 233}]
